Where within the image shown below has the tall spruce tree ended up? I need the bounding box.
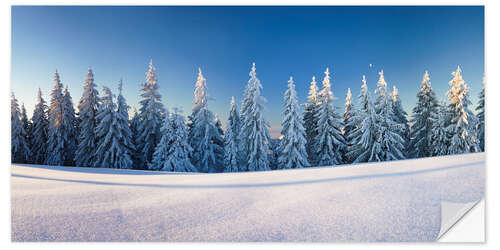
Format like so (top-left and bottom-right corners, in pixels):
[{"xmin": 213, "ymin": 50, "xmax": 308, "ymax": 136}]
[
  {"xmin": 314, "ymin": 68, "xmax": 345, "ymax": 166},
  {"xmin": 46, "ymin": 70, "xmax": 69, "ymax": 166},
  {"xmin": 278, "ymin": 76, "xmax": 309, "ymax": 169},
  {"xmin": 135, "ymin": 60, "xmax": 166, "ymax": 169},
  {"xmin": 373, "ymin": 70, "xmax": 405, "ymax": 161},
  {"xmin": 476, "ymin": 76, "xmax": 485, "ymax": 152},
  {"xmin": 11, "ymin": 92, "xmax": 31, "ymax": 163},
  {"xmin": 343, "ymin": 88, "xmax": 355, "ymax": 163},
  {"xmin": 239, "ymin": 63, "xmax": 271, "ymax": 171},
  {"xmin": 391, "ymin": 86, "xmax": 410, "ymax": 156},
  {"xmin": 409, "ymin": 71, "xmax": 439, "ymax": 158},
  {"xmin": 20, "ymin": 103, "xmax": 31, "ymax": 153},
  {"xmin": 116, "ymin": 79, "xmax": 135, "ymax": 168},
  {"xmin": 30, "ymin": 88, "xmax": 49, "ymax": 164},
  {"xmin": 75, "ymin": 68, "xmax": 100, "ymax": 167},
  {"xmin": 303, "ymin": 76, "xmax": 320, "ymax": 166},
  {"xmin": 224, "ymin": 96, "xmax": 242, "ymax": 171},
  {"xmin": 445, "ymin": 66, "xmax": 479, "ymax": 154},
  {"xmin": 189, "ymin": 69, "xmax": 224, "ymax": 173},
  {"xmin": 129, "ymin": 107, "xmax": 141, "ymax": 166},
  {"xmin": 431, "ymin": 101, "xmax": 450, "ymax": 156},
  {"xmin": 62, "ymin": 87, "xmax": 78, "ymax": 166}
]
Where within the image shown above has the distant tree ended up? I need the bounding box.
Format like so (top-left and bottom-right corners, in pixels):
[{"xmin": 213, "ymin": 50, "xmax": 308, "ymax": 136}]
[
  {"xmin": 129, "ymin": 107, "xmax": 141, "ymax": 166},
  {"xmin": 476, "ymin": 76, "xmax": 485, "ymax": 152},
  {"xmin": 61, "ymin": 87, "xmax": 78, "ymax": 166},
  {"xmin": 303, "ymin": 76, "xmax": 320, "ymax": 166},
  {"xmin": 391, "ymin": 86, "xmax": 410, "ymax": 156},
  {"xmin": 431, "ymin": 101, "xmax": 450, "ymax": 156},
  {"xmin": 11, "ymin": 92, "xmax": 31, "ymax": 163},
  {"xmin": 278, "ymin": 76, "xmax": 309, "ymax": 169},
  {"xmin": 116, "ymin": 79, "xmax": 135, "ymax": 168},
  {"xmin": 30, "ymin": 88, "xmax": 49, "ymax": 164},
  {"xmin": 342, "ymin": 88, "xmax": 355, "ymax": 163},
  {"xmin": 223, "ymin": 97, "xmax": 242, "ymax": 172},
  {"xmin": 20, "ymin": 103, "xmax": 31, "ymax": 153}
]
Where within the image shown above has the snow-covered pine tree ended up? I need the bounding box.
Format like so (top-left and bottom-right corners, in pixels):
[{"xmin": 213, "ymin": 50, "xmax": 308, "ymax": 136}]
[
  {"xmin": 346, "ymin": 75, "xmax": 380, "ymax": 163},
  {"xmin": 373, "ymin": 70, "xmax": 405, "ymax": 161},
  {"xmin": 11, "ymin": 92, "xmax": 31, "ymax": 163},
  {"xmin": 150, "ymin": 109, "xmax": 197, "ymax": 172},
  {"xmin": 116, "ymin": 79, "xmax": 135, "ymax": 169},
  {"xmin": 342, "ymin": 88, "xmax": 355, "ymax": 163},
  {"xmin": 61, "ymin": 87, "xmax": 78, "ymax": 166},
  {"xmin": 445, "ymin": 66, "xmax": 480, "ymax": 154},
  {"xmin": 303, "ymin": 76, "xmax": 320, "ymax": 166},
  {"xmin": 314, "ymin": 68, "xmax": 345, "ymax": 166},
  {"xmin": 135, "ymin": 60, "xmax": 166, "ymax": 169},
  {"xmin": 431, "ymin": 101, "xmax": 450, "ymax": 156},
  {"xmin": 93, "ymin": 86, "xmax": 133, "ymax": 169},
  {"xmin": 189, "ymin": 68, "xmax": 224, "ymax": 173},
  {"xmin": 20, "ymin": 103, "xmax": 31, "ymax": 154},
  {"xmin": 214, "ymin": 114, "xmax": 225, "ymax": 172},
  {"xmin": 46, "ymin": 70, "xmax": 69, "ymax": 166},
  {"xmin": 223, "ymin": 119, "xmax": 239, "ymax": 172},
  {"xmin": 278, "ymin": 76, "xmax": 309, "ymax": 169},
  {"xmin": 129, "ymin": 107, "xmax": 141, "ymax": 166},
  {"xmin": 476, "ymin": 76, "xmax": 485, "ymax": 152},
  {"xmin": 239, "ymin": 62, "xmax": 271, "ymax": 171},
  {"xmin": 391, "ymin": 86, "xmax": 410, "ymax": 156},
  {"xmin": 409, "ymin": 71, "xmax": 439, "ymax": 158},
  {"xmin": 75, "ymin": 68, "xmax": 100, "ymax": 167},
  {"xmin": 30, "ymin": 88, "xmax": 49, "ymax": 164}
]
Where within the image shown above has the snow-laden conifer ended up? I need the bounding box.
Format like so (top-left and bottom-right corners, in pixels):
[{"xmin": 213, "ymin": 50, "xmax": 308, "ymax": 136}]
[
  {"xmin": 314, "ymin": 68, "xmax": 345, "ymax": 166},
  {"xmin": 224, "ymin": 96, "xmax": 242, "ymax": 170},
  {"xmin": 373, "ymin": 70, "xmax": 405, "ymax": 161},
  {"xmin": 150, "ymin": 109, "xmax": 197, "ymax": 172},
  {"xmin": 239, "ymin": 63, "xmax": 271, "ymax": 171},
  {"xmin": 129, "ymin": 107, "xmax": 141, "ymax": 166},
  {"xmin": 116, "ymin": 79, "xmax": 135, "ymax": 168},
  {"xmin": 476, "ymin": 76, "xmax": 485, "ymax": 152},
  {"xmin": 11, "ymin": 92, "xmax": 31, "ymax": 163},
  {"xmin": 46, "ymin": 71, "xmax": 70, "ymax": 166},
  {"xmin": 189, "ymin": 69, "xmax": 224, "ymax": 173},
  {"xmin": 61, "ymin": 87, "xmax": 78, "ymax": 166},
  {"xmin": 278, "ymin": 76, "xmax": 309, "ymax": 169},
  {"xmin": 409, "ymin": 71, "xmax": 439, "ymax": 158},
  {"xmin": 303, "ymin": 76, "xmax": 320, "ymax": 166},
  {"xmin": 135, "ymin": 60, "xmax": 166, "ymax": 169},
  {"xmin": 431, "ymin": 101, "xmax": 450, "ymax": 156},
  {"xmin": 75, "ymin": 68, "xmax": 100, "ymax": 167},
  {"xmin": 20, "ymin": 103, "xmax": 31, "ymax": 148},
  {"xmin": 445, "ymin": 66, "xmax": 479, "ymax": 154},
  {"xmin": 30, "ymin": 88, "xmax": 49, "ymax": 164},
  {"xmin": 391, "ymin": 86, "xmax": 410, "ymax": 155},
  {"xmin": 343, "ymin": 88, "xmax": 355, "ymax": 163}
]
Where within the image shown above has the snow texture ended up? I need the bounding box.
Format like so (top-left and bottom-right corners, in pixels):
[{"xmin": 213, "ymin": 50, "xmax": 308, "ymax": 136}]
[{"xmin": 11, "ymin": 153, "xmax": 484, "ymax": 242}]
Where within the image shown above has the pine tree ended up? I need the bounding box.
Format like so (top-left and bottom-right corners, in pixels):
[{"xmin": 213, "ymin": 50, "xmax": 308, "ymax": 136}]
[
  {"xmin": 129, "ymin": 107, "xmax": 141, "ymax": 166},
  {"xmin": 11, "ymin": 92, "xmax": 31, "ymax": 163},
  {"xmin": 214, "ymin": 114, "xmax": 225, "ymax": 172},
  {"xmin": 116, "ymin": 79, "xmax": 135, "ymax": 169},
  {"xmin": 20, "ymin": 103, "xmax": 31, "ymax": 152},
  {"xmin": 342, "ymin": 88, "xmax": 355, "ymax": 163},
  {"xmin": 346, "ymin": 76, "xmax": 380, "ymax": 163},
  {"xmin": 391, "ymin": 86, "xmax": 410, "ymax": 156},
  {"xmin": 239, "ymin": 63, "xmax": 271, "ymax": 171},
  {"xmin": 224, "ymin": 96, "xmax": 243, "ymax": 171},
  {"xmin": 150, "ymin": 109, "xmax": 197, "ymax": 172},
  {"xmin": 278, "ymin": 76, "xmax": 309, "ymax": 169},
  {"xmin": 431, "ymin": 101, "xmax": 450, "ymax": 156},
  {"xmin": 62, "ymin": 87, "xmax": 78, "ymax": 166},
  {"xmin": 189, "ymin": 68, "xmax": 224, "ymax": 173},
  {"xmin": 373, "ymin": 70, "xmax": 405, "ymax": 161},
  {"xmin": 135, "ymin": 60, "xmax": 166, "ymax": 169},
  {"xmin": 445, "ymin": 66, "xmax": 480, "ymax": 154},
  {"xmin": 303, "ymin": 76, "xmax": 320, "ymax": 166},
  {"xmin": 314, "ymin": 68, "xmax": 345, "ymax": 166},
  {"xmin": 30, "ymin": 88, "xmax": 49, "ymax": 164},
  {"xmin": 476, "ymin": 76, "xmax": 485, "ymax": 152},
  {"xmin": 409, "ymin": 71, "xmax": 439, "ymax": 158},
  {"xmin": 75, "ymin": 68, "xmax": 100, "ymax": 167}
]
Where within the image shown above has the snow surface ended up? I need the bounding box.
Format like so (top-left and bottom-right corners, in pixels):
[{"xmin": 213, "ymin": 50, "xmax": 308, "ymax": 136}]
[{"xmin": 11, "ymin": 153, "xmax": 484, "ymax": 242}]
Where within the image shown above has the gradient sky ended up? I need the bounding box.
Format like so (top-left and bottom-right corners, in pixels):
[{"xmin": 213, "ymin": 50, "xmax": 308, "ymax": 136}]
[{"xmin": 11, "ymin": 6, "xmax": 484, "ymax": 137}]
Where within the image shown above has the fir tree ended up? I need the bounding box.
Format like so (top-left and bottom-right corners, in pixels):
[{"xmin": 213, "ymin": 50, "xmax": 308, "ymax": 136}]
[
  {"xmin": 278, "ymin": 76, "xmax": 309, "ymax": 169},
  {"xmin": 46, "ymin": 70, "xmax": 69, "ymax": 166},
  {"xmin": 226, "ymin": 96, "xmax": 243, "ymax": 169},
  {"xmin": 314, "ymin": 68, "xmax": 345, "ymax": 166},
  {"xmin": 150, "ymin": 109, "xmax": 197, "ymax": 172},
  {"xmin": 62, "ymin": 87, "xmax": 78, "ymax": 166},
  {"xmin": 303, "ymin": 76, "xmax": 320, "ymax": 166},
  {"xmin": 476, "ymin": 76, "xmax": 485, "ymax": 152},
  {"xmin": 445, "ymin": 66, "xmax": 480, "ymax": 154},
  {"xmin": 343, "ymin": 88, "xmax": 355, "ymax": 163},
  {"xmin": 11, "ymin": 92, "xmax": 31, "ymax": 163},
  {"xmin": 239, "ymin": 63, "xmax": 271, "ymax": 171},
  {"xmin": 129, "ymin": 107, "xmax": 141, "ymax": 166},
  {"xmin": 373, "ymin": 70, "xmax": 405, "ymax": 161},
  {"xmin": 20, "ymin": 103, "xmax": 31, "ymax": 152},
  {"xmin": 75, "ymin": 68, "xmax": 100, "ymax": 167},
  {"xmin": 189, "ymin": 69, "xmax": 224, "ymax": 173},
  {"xmin": 30, "ymin": 88, "xmax": 49, "ymax": 164},
  {"xmin": 223, "ymin": 119, "xmax": 239, "ymax": 172},
  {"xmin": 391, "ymin": 86, "xmax": 410, "ymax": 156},
  {"xmin": 431, "ymin": 101, "xmax": 450, "ymax": 156},
  {"xmin": 214, "ymin": 114, "xmax": 225, "ymax": 172},
  {"xmin": 409, "ymin": 71, "xmax": 439, "ymax": 158},
  {"xmin": 135, "ymin": 60, "xmax": 166, "ymax": 169},
  {"xmin": 116, "ymin": 79, "xmax": 135, "ymax": 169}
]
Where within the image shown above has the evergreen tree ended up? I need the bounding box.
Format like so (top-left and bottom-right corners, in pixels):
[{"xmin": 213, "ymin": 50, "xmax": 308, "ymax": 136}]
[
  {"xmin": 11, "ymin": 92, "xmax": 31, "ymax": 163},
  {"xmin": 214, "ymin": 114, "xmax": 225, "ymax": 172},
  {"xmin": 223, "ymin": 119, "xmax": 239, "ymax": 172},
  {"xmin": 189, "ymin": 69, "xmax": 224, "ymax": 173},
  {"xmin": 239, "ymin": 63, "xmax": 271, "ymax": 171},
  {"xmin": 116, "ymin": 79, "xmax": 135, "ymax": 168},
  {"xmin": 30, "ymin": 88, "xmax": 49, "ymax": 164},
  {"xmin": 150, "ymin": 109, "xmax": 197, "ymax": 172},
  {"xmin": 75, "ymin": 68, "xmax": 100, "ymax": 167},
  {"xmin": 445, "ymin": 66, "xmax": 480, "ymax": 154},
  {"xmin": 278, "ymin": 76, "xmax": 309, "ymax": 169},
  {"xmin": 62, "ymin": 87, "xmax": 78, "ymax": 166},
  {"xmin": 373, "ymin": 70, "xmax": 405, "ymax": 161},
  {"xmin": 225, "ymin": 96, "xmax": 243, "ymax": 170},
  {"xmin": 20, "ymin": 103, "xmax": 31, "ymax": 153},
  {"xmin": 346, "ymin": 76, "xmax": 380, "ymax": 163},
  {"xmin": 431, "ymin": 101, "xmax": 450, "ymax": 156},
  {"xmin": 409, "ymin": 71, "xmax": 439, "ymax": 158},
  {"xmin": 129, "ymin": 107, "xmax": 141, "ymax": 166},
  {"xmin": 342, "ymin": 88, "xmax": 355, "ymax": 163},
  {"xmin": 314, "ymin": 68, "xmax": 345, "ymax": 166},
  {"xmin": 135, "ymin": 60, "xmax": 166, "ymax": 169},
  {"xmin": 391, "ymin": 86, "xmax": 410, "ymax": 156},
  {"xmin": 476, "ymin": 76, "xmax": 485, "ymax": 152},
  {"xmin": 303, "ymin": 76, "xmax": 320, "ymax": 166}
]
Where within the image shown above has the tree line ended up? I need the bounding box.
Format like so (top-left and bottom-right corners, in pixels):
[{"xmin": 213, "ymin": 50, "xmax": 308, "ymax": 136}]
[{"xmin": 11, "ymin": 61, "xmax": 485, "ymax": 172}]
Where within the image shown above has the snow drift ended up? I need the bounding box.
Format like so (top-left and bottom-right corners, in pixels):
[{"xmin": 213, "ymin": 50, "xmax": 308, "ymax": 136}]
[{"xmin": 11, "ymin": 153, "xmax": 484, "ymax": 242}]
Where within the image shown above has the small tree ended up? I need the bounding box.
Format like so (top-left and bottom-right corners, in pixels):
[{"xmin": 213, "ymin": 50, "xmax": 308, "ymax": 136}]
[
  {"xmin": 30, "ymin": 88, "xmax": 49, "ymax": 164},
  {"xmin": 62, "ymin": 87, "xmax": 78, "ymax": 166}
]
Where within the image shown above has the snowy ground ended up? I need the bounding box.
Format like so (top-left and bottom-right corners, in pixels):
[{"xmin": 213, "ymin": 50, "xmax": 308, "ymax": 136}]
[{"xmin": 11, "ymin": 153, "xmax": 484, "ymax": 242}]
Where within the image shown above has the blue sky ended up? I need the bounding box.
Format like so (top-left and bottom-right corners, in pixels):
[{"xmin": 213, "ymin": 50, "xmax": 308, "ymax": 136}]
[{"xmin": 11, "ymin": 6, "xmax": 484, "ymax": 137}]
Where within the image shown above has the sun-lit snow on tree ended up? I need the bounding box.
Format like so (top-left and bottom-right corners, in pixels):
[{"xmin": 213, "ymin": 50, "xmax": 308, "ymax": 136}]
[
  {"xmin": 30, "ymin": 88, "xmax": 49, "ymax": 164},
  {"xmin": 303, "ymin": 76, "xmax": 320, "ymax": 166},
  {"xmin": 11, "ymin": 92, "xmax": 31, "ymax": 163}
]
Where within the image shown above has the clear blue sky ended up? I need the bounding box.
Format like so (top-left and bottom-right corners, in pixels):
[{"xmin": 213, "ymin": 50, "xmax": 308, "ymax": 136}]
[{"xmin": 11, "ymin": 6, "xmax": 484, "ymax": 137}]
